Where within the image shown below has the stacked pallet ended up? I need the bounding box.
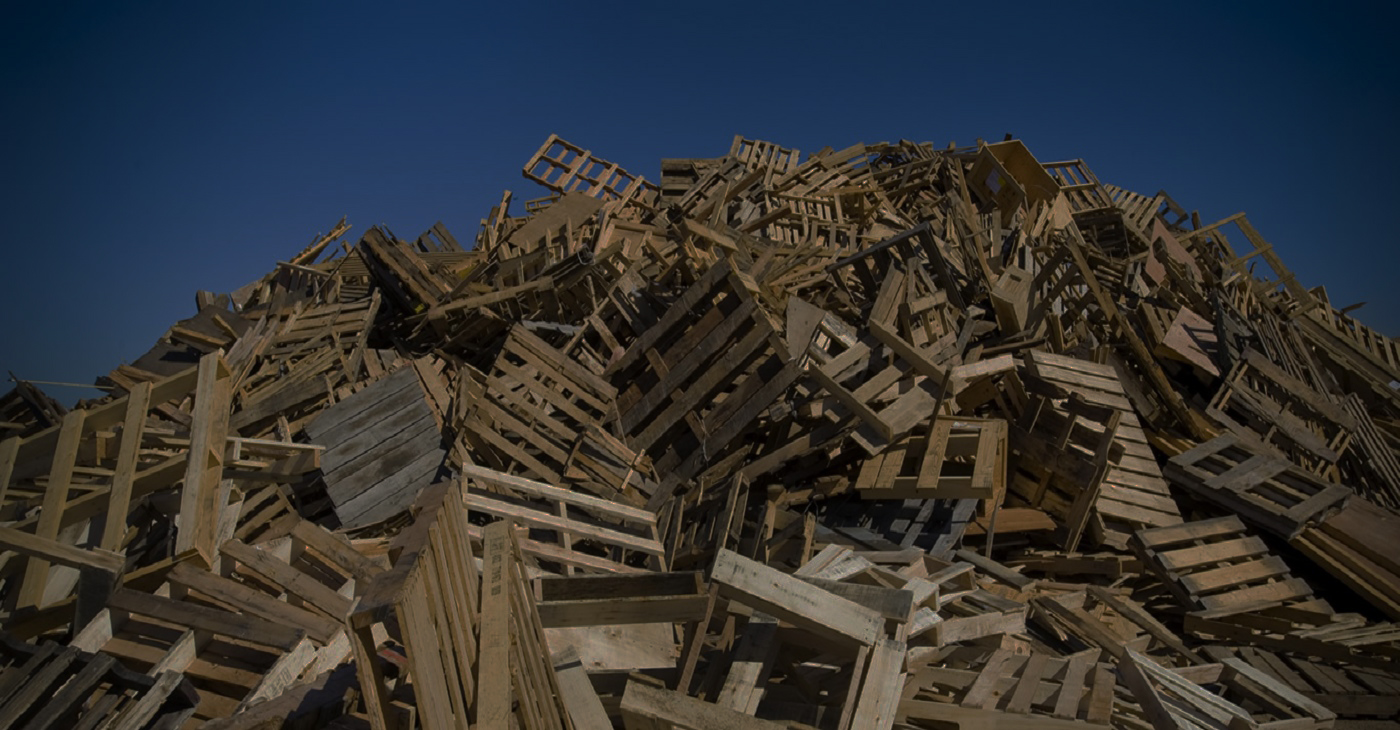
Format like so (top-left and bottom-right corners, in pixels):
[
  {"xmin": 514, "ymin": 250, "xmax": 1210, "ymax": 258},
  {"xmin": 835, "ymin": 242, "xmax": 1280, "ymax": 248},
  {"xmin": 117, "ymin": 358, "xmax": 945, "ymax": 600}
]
[{"xmin": 1, "ymin": 132, "xmax": 1398, "ymax": 729}]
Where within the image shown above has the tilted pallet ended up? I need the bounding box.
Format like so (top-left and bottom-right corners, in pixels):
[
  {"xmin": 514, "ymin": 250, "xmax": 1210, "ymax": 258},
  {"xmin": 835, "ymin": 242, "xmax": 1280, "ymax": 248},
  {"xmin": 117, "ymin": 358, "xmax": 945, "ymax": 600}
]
[
  {"xmin": 476, "ymin": 521, "xmax": 574, "ymax": 730},
  {"xmin": 1165, "ymin": 433, "xmax": 1352, "ymax": 540},
  {"xmin": 1023, "ymin": 351, "xmax": 1182, "ymax": 548},
  {"xmin": 1290, "ymin": 496, "xmax": 1400, "ymax": 621},
  {"xmin": 524, "ymin": 134, "xmax": 658, "ymax": 205},
  {"xmin": 462, "ymin": 463, "xmax": 665, "ymax": 574},
  {"xmin": 1118, "ymin": 648, "xmax": 1336, "ymax": 730},
  {"xmin": 1008, "ymin": 392, "xmax": 1120, "ymax": 551},
  {"xmin": 0, "ymin": 634, "xmax": 199, "ymax": 729},
  {"xmin": 69, "ymin": 588, "xmax": 319, "ymax": 723},
  {"xmin": 1131, "ymin": 515, "xmax": 1321, "ymax": 618},
  {"xmin": 460, "ymin": 325, "xmax": 621, "ymax": 490},
  {"xmin": 1207, "ymin": 348, "xmax": 1356, "ymax": 477},
  {"xmin": 349, "ymin": 481, "xmax": 480, "ymax": 730},
  {"xmin": 607, "ymin": 259, "xmax": 801, "ymax": 508},
  {"xmin": 902, "ymin": 646, "xmax": 1115, "ymax": 726},
  {"xmin": 1203, "ymin": 644, "xmax": 1400, "ymax": 723}
]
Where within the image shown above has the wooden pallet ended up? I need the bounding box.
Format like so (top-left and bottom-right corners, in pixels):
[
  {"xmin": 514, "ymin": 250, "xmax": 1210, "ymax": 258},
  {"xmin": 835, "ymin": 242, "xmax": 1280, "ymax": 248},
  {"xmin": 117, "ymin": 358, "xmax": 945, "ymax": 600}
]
[
  {"xmin": 1118, "ymin": 648, "xmax": 1335, "ymax": 730},
  {"xmin": 855, "ymin": 416, "xmax": 1006, "ymax": 501},
  {"xmin": 232, "ymin": 296, "xmax": 383, "ymax": 435},
  {"xmin": 523, "ymin": 133, "xmax": 658, "ymax": 204},
  {"xmin": 462, "ymin": 464, "xmax": 665, "ymax": 574},
  {"xmin": 1165, "ymin": 433, "xmax": 1352, "ymax": 540},
  {"xmin": 461, "ymin": 325, "xmax": 621, "ymax": 488},
  {"xmin": 355, "ymin": 226, "xmax": 452, "ymax": 315},
  {"xmin": 1132, "ymin": 515, "xmax": 1319, "ymax": 618},
  {"xmin": 662, "ymin": 472, "xmax": 748, "ymax": 571},
  {"xmin": 350, "ymin": 481, "xmax": 480, "ymax": 730},
  {"xmin": 1290, "ymin": 496, "xmax": 1400, "ymax": 621},
  {"xmin": 1337, "ymin": 393, "xmax": 1400, "ymax": 509},
  {"xmin": 1207, "ymin": 348, "xmax": 1356, "ymax": 477},
  {"xmin": 902, "ymin": 646, "xmax": 1115, "ymax": 726},
  {"xmin": 476, "ymin": 520, "xmax": 573, "ymax": 730},
  {"xmin": 608, "ymin": 260, "xmax": 801, "ymax": 508},
  {"xmin": 803, "ymin": 294, "xmax": 956, "ymax": 456},
  {"xmin": 70, "ymin": 588, "xmax": 317, "ymax": 723},
  {"xmin": 1031, "ymin": 586, "xmax": 1205, "ymax": 667},
  {"xmin": 1023, "ymin": 351, "xmax": 1183, "ymax": 548},
  {"xmin": 303, "ymin": 364, "xmax": 446, "ymax": 529},
  {"xmin": 1009, "ymin": 393, "xmax": 1120, "ymax": 551},
  {"xmin": 825, "ymin": 221, "xmax": 966, "ymax": 314},
  {"xmin": 563, "ymin": 267, "xmax": 664, "ymax": 377},
  {"xmin": 1308, "ymin": 289, "xmax": 1400, "ymax": 380},
  {"xmin": 0, "ymin": 634, "xmax": 199, "ymax": 729},
  {"xmin": 1203, "ymin": 644, "xmax": 1400, "ymax": 723}
]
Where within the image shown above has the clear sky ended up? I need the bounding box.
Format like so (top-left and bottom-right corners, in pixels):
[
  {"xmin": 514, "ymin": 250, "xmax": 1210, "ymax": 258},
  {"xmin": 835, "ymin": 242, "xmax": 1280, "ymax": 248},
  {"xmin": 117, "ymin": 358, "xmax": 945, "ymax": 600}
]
[{"xmin": 3, "ymin": 1, "xmax": 1397, "ymax": 404}]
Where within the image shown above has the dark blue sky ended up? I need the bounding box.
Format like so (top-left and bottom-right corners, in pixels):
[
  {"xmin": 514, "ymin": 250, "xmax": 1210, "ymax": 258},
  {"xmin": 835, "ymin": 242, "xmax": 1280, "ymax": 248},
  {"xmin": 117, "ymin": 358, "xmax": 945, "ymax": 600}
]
[{"xmin": 3, "ymin": 1, "xmax": 1397, "ymax": 402}]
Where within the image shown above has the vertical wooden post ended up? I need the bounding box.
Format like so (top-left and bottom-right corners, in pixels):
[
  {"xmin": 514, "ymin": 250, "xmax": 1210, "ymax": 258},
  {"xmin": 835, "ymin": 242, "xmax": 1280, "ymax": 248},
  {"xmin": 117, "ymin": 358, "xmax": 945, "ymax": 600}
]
[
  {"xmin": 17, "ymin": 409, "xmax": 86, "ymax": 608},
  {"xmin": 176, "ymin": 352, "xmax": 233, "ymax": 569},
  {"xmin": 102, "ymin": 381, "xmax": 151, "ymax": 552}
]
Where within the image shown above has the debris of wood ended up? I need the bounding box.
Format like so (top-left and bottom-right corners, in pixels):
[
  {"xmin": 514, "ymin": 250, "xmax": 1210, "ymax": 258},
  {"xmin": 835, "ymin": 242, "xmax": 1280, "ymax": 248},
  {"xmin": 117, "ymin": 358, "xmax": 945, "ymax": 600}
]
[{"xmin": 3, "ymin": 131, "xmax": 1398, "ymax": 729}]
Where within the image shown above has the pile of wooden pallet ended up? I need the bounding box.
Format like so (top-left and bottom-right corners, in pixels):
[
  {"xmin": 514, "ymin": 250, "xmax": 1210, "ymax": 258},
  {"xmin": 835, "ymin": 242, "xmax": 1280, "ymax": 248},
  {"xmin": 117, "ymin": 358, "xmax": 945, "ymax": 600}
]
[{"xmin": 2, "ymin": 132, "xmax": 1398, "ymax": 729}]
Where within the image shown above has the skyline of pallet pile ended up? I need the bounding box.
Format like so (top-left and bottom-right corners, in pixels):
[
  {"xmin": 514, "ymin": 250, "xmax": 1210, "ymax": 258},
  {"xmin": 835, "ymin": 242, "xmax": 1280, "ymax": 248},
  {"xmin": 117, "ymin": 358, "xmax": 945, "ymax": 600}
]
[{"xmin": 0, "ymin": 132, "xmax": 1397, "ymax": 728}]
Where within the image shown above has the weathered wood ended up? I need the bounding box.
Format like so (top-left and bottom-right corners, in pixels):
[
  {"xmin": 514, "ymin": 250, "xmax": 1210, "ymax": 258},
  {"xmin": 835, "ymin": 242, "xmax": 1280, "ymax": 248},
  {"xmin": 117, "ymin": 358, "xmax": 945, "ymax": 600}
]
[
  {"xmin": 175, "ymin": 352, "xmax": 233, "ymax": 569},
  {"xmin": 621, "ymin": 680, "xmax": 791, "ymax": 730},
  {"xmin": 711, "ymin": 549, "xmax": 883, "ymax": 649}
]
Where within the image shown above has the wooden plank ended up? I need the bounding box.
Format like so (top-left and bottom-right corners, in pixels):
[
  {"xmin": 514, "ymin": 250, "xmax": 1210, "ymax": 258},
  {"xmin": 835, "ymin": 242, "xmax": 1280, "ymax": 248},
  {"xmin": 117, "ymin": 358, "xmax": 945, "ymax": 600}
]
[
  {"xmin": 850, "ymin": 638, "xmax": 905, "ymax": 730},
  {"xmin": 0, "ymin": 525, "xmax": 124, "ymax": 574},
  {"xmin": 106, "ymin": 588, "xmax": 303, "ymax": 650},
  {"xmin": 167, "ymin": 560, "xmax": 340, "ymax": 643},
  {"xmin": 17, "ymin": 409, "xmax": 86, "ymax": 608},
  {"xmin": 621, "ymin": 680, "xmax": 791, "ymax": 730},
  {"xmin": 175, "ymin": 353, "xmax": 232, "ymax": 568},
  {"xmin": 102, "ymin": 380, "xmax": 150, "ymax": 552},
  {"xmin": 716, "ymin": 613, "xmax": 779, "ymax": 714},
  {"xmin": 220, "ymin": 538, "xmax": 353, "ymax": 618},
  {"xmin": 710, "ymin": 549, "xmax": 883, "ymax": 648},
  {"xmin": 0, "ymin": 436, "xmax": 19, "ymax": 506},
  {"xmin": 552, "ymin": 647, "xmax": 612, "ymax": 730}
]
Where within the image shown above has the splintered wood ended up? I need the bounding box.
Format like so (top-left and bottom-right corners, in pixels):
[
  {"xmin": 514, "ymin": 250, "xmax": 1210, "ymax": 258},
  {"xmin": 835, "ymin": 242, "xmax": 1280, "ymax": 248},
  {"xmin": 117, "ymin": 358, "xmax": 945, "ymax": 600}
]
[{"xmin": 1, "ymin": 132, "xmax": 1398, "ymax": 729}]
